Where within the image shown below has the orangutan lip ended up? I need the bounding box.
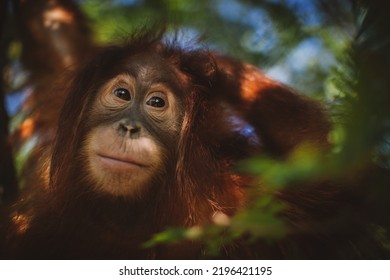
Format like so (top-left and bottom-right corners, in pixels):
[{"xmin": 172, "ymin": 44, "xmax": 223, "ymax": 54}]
[{"xmin": 97, "ymin": 154, "xmax": 147, "ymax": 168}]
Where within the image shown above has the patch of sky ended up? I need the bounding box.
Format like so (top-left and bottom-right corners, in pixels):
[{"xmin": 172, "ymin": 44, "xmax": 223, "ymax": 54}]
[
  {"xmin": 112, "ymin": 0, "xmax": 142, "ymax": 5},
  {"xmin": 214, "ymin": 0, "xmax": 277, "ymax": 53},
  {"xmin": 266, "ymin": 0, "xmax": 324, "ymax": 26},
  {"xmin": 5, "ymin": 91, "xmax": 27, "ymax": 116},
  {"xmin": 163, "ymin": 27, "xmax": 204, "ymax": 50},
  {"xmin": 5, "ymin": 61, "xmax": 29, "ymax": 117},
  {"xmin": 77, "ymin": 0, "xmax": 143, "ymax": 6},
  {"xmin": 266, "ymin": 37, "xmax": 336, "ymax": 85}
]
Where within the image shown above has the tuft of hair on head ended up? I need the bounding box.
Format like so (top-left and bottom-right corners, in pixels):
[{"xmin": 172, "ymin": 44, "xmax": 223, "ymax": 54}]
[
  {"xmin": 161, "ymin": 27, "xmax": 207, "ymax": 52},
  {"xmin": 122, "ymin": 23, "xmax": 168, "ymax": 52},
  {"xmin": 121, "ymin": 23, "xmax": 208, "ymax": 56}
]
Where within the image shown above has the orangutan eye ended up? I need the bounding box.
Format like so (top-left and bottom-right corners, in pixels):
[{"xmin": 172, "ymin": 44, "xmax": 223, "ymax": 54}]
[
  {"xmin": 146, "ymin": 96, "xmax": 166, "ymax": 108},
  {"xmin": 113, "ymin": 88, "xmax": 131, "ymax": 101}
]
